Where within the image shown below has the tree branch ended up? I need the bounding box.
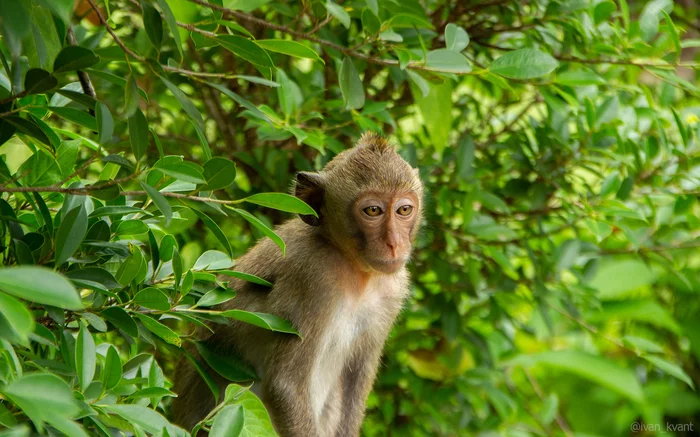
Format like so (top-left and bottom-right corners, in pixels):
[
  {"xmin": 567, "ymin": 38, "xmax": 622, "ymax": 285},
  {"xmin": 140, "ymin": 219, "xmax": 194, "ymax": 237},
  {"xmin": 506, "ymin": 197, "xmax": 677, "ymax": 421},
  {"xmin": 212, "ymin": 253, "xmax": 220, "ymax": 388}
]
[{"xmin": 184, "ymin": 0, "xmax": 476, "ymax": 75}]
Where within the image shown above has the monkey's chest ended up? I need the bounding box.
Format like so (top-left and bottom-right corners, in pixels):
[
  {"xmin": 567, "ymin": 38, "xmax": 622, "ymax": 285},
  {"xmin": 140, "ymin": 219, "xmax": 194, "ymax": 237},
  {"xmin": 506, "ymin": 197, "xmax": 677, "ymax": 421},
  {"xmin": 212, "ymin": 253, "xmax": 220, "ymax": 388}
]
[{"xmin": 309, "ymin": 293, "xmax": 382, "ymax": 419}]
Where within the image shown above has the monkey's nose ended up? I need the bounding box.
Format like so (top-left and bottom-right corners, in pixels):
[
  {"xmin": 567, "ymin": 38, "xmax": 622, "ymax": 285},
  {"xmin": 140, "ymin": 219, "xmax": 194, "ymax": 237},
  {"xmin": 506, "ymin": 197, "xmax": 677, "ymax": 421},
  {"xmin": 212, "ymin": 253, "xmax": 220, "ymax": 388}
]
[{"xmin": 387, "ymin": 242, "xmax": 397, "ymax": 258}]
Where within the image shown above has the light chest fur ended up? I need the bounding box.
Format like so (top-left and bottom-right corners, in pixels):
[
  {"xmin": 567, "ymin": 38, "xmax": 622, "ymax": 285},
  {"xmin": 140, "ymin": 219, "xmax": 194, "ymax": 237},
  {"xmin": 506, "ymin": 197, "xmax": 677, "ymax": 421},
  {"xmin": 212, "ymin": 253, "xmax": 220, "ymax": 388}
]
[{"xmin": 309, "ymin": 271, "xmax": 406, "ymax": 421}]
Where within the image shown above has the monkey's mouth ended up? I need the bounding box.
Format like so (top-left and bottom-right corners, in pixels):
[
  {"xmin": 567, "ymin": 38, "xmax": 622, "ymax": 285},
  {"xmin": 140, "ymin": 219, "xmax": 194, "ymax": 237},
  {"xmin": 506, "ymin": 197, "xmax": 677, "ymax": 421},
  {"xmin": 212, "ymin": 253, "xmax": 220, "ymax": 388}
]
[{"xmin": 367, "ymin": 257, "xmax": 406, "ymax": 273}]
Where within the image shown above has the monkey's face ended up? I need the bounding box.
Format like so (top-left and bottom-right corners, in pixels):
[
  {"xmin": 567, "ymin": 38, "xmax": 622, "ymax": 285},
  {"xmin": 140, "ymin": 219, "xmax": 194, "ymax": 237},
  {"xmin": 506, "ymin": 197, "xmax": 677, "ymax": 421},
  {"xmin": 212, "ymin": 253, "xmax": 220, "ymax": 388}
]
[{"xmin": 350, "ymin": 191, "xmax": 421, "ymax": 274}]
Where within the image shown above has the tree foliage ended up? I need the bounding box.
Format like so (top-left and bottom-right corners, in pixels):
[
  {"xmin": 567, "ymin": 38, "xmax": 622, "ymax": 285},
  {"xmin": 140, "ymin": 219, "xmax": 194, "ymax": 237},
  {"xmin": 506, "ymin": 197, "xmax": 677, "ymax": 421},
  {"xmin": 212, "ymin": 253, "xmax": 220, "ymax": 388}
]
[{"xmin": 0, "ymin": 0, "xmax": 699, "ymax": 436}]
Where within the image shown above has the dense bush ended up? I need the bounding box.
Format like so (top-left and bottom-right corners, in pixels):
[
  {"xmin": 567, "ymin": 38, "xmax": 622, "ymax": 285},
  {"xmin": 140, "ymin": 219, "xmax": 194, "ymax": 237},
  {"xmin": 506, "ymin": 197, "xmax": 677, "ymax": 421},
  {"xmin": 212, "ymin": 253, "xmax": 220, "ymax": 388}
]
[{"xmin": 0, "ymin": 0, "xmax": 699, "ymax": 436}]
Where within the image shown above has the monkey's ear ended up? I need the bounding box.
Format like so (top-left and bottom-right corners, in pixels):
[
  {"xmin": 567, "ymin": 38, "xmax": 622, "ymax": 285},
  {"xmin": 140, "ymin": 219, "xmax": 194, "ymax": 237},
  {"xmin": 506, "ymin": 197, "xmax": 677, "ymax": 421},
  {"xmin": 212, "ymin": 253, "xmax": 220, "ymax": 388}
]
[{"xmin": 295, "ymin": 172, "xmax": 324, "ymax": 226}]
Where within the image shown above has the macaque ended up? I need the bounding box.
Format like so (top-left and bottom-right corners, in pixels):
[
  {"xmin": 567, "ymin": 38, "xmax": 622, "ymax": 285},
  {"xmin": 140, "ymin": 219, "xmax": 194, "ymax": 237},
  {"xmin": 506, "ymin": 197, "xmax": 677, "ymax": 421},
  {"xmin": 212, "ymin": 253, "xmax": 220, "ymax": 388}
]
[{"xmin": 173, "ymin": 132, "xmax": 423, "ymax": 436}]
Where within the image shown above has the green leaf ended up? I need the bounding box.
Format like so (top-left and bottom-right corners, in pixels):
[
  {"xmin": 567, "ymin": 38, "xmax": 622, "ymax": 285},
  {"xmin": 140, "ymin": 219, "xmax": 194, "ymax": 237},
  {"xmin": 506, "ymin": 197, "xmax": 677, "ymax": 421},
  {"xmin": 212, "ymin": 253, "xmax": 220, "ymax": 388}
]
[
  {"xmin": 160, "ymin": 235, "xmax": 177, "ymax": 262},
  {"xmin": 555, "ymin": 239, "xmax": 580, "ymax": 271},
  {"xmin": 53, "ymin": 46, "xmax": 100, "ymax": 73},
  {"xmin": 0, "ymin": 292, "xmax": 33, "ymax": 343},
  {"xmin": 96, "ymin": 102, "xmax": 114, "ymax": 145},
  {"xmin": 426, "ymin": 49, "xmax": 472, "ymax": 73},
  {"xmin": 89, "ymin": 206, "xmax": 146, "ymax": 218},
  {"xmin": 196, "ymin": 288, "xmax": 236, "ymax": 307},
  {"xmin": 226, "ymin": 387, "xmax": 276, "ymax": 437},
  {"xmin": 220, "ymin": 310, "xmax": 299, "ymax": 336},
  {"xmin": 639, "ymin": 0, "xmax": 672, "ymax": 41},
  {"xmin": 102, "ymin": 307, "xmax": 139, "ymax": 337},
  {"xmin": 644, "ymin": 355, "xmax": 695, "ymax": 390},
  {"xmin": 587, "ymin": 258, "xmax": 655, "ymax": 300},
  {"xmin": 339, "ymin": 57, "xmax": 365, "ymax": 110},
  {"xmin": 155, "ymin": 0, "xmax": 183, "ymax": 61},
  {"xmin": 488, "ymin": 48, "xmax": 559, "ymax": 79},
  {"xmin": 218, "ymin": 271, "xmax": 273, "ymax": 287},
  {"xmin": 243, "ymin": 192, "xmax": 316, "ymax": 215},
  {"xmin": 255, "ymin": 39, "xmax": 323, "ymax": 63},
  {"xmin": 132, "ymin": 313, "xmax": 181, "ymax": 346},
  {"xmin": 141, "ymin": 0, "xmax": 164, "ymax": 51},
  {"xmin": 140, "ymin": 181, "xmax": 173, "ymax": 226},
  {"xmin": 326, "ymin": 1, "xmax": 351, "ymax": 28},
  {"xmin": 191, "ymin": 208, "xmax": 233, "ymax": 257},
  {"xmin": 555, "ymin": 70, "xmax": 605, "ymax": 86},
  {"xmin": 105, "ymin": 404, "xmax": 181, "ymax": 435},
  {"xmin": 49, "ymin": 106, "xmax": 97, "ymax": 130},
  {"xmin": 216, "ymin": 35, "xmax": 275, "ymax": 71},
  {"xmin": 661, "ymin": 10, "xmax": 680, "ymax": 63},
  {"xmin": 194, "ymin": 341, "xmax": 258, "ymax": 383},
  {"xmin": 210, "ymin": 405, "xmax": 244, "ymax": 437},
  {"xmin": 133, "ymin": 287, "xmax": 171, "ymax": 311},
  {"xmin": 81, "ymin": 312, "xmax": 107, "ymax": 332},
  {"xmin": 124, "ymin": 74, "xmax": 140, "ymax": 118},
  {"xmin": 128, "ymin": 108, "xmax": 149, "ymax": 161},
  {"xmin": 228, "ymin": 207, "xmax": 285, "ymax": 255},
  {"xmin": 1, "ymin": 373, "xmax": 79, "ymax": 430},
  {"xmin": 590, "ymin": 299, "xmax": 681, "ymax": 334},
  {"xmin": 24, "ymin": 68, "xmax": 58, "ymax": 94},
  {"xmin": 161, "ymin": 77, "xmax": 204, "ymax": 129},
  {"xmin": 76, "ymin": 322, "xmax": 96, "ymax": 391},
  {"xmin": 56, "ymin": 89, "xmax": 97, "ymax": 109},
  {"xmin": 55, "ymin": 206, "xmax": 88, "ymax": 266},
  {"xmin": 203, "ymin": 157, "xmax": 237, "ymax": 190},
  {"xmin": 503, "ymin": 351, "xmax": 643, "ymax": 403},
  {"xmin": 114, "ymin": 220, "xmax": 149, "ymax": 237},
  {"xmin": 5, "ymin": 116, "xmax": 53, "ymax": 147},
  {"xmin": 361, "ymin": 9, "xmax": 380, "ymax": 34},
  {"xmin": 445, "ymin": 23, "xmax": 469, "ymax": 52},
  {"xmin": 154, "ymin": 157, "xmax": 206, "ymax": 183}
]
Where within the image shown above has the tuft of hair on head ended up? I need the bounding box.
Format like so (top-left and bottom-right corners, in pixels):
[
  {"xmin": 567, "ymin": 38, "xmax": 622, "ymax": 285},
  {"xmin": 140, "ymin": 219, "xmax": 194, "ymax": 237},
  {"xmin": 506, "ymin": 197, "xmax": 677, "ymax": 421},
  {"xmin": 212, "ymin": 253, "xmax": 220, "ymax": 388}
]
[{"xmin": 357, "ymin": 131, "xmax": 394, "ymax": 153}]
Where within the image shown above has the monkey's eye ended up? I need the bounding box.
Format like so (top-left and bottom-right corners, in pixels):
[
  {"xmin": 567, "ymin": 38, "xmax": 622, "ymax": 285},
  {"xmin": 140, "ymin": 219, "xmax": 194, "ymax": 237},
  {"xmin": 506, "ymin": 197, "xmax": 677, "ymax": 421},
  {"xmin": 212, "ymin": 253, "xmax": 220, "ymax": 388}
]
[
  {"xmin": 363, "ymin": 206, "xmax": 383, "ymax": 217},
  {"xmin": 396, "ymin": 205, "xmax": 413, "ymax": 216}
]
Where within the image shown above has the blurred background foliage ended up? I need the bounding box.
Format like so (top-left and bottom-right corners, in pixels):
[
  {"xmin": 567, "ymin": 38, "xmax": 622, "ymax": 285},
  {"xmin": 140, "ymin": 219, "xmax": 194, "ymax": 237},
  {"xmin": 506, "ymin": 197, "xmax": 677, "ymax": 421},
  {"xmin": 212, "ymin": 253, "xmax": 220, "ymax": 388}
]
[{"xmin": 0, "ymin": 0, "xmax": 700, "ymax": 436}]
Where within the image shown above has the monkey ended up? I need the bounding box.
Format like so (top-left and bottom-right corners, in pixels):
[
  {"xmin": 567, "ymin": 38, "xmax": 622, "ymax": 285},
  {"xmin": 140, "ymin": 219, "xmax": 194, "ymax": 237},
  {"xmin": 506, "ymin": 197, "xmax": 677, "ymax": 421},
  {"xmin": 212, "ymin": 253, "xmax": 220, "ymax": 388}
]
[{"xmin": 172, "ymin": 132, "xmax": 423, "ymax": 436}]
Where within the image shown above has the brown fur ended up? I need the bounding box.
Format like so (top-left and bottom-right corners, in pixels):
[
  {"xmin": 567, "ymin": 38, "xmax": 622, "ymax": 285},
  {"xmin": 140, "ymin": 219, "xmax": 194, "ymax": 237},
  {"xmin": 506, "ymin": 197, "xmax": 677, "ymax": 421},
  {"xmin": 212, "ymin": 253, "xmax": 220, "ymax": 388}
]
[{"xmin": 172, "ymin": 133, "xmax": 423, "ymax": 436}]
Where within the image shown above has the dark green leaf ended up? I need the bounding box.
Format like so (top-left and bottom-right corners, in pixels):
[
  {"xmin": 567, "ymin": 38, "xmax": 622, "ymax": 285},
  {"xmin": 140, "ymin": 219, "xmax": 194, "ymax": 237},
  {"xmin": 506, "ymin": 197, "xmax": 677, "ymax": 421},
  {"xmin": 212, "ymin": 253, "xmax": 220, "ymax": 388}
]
[
  {"xmin": 243, "ymin": 192, "xmax": 316, "ymax": 215},
  {"xmin": 228, "ymin": 207, "xmax": 285, "ymax": 255},
  {"xmin": 102, "ymin": 307, "xmax": 139, "ymax": 337},
  {"xmin": 49, "ymin": 106, "xmax": 97, "ymax": 130},
  {"xmin": 76, "ymin": 322, "xmax": 96, "ymax": 391},
  {"xmin": 133, "ymin": 287, "xmax": 170, "ymax": 311},
  {"xmin": 132, "ymin": 313, "xmax": 181, "ymax": 346},
  {"xmin": 128, "ymin": 108, "xmax": 149, "ymax": 161},
  {"xmin": 161, "ymin": 77, "xmax": 204, "ymax": 129},
  {"xmin": 203, "ymin": 157, "xmax": 237, "ymax": 190},
  {"xmin": 218, "ymin": 271, "xmax": 273, "ymax": 287},
  {"xmin": 255, "ymin": 39, "xmax": 323, "ymax": 63},
  {"xmin": 141, "ymin": 0, "xmax": 164, "ymax": 50},
  {"xmin": 96, "ymin": 102, "xmax": 114, "ymax": 145},
  {"xmin": 216, "ymin": 35, "xmax": 275, "ymax": 70},
  {"xmin": 140, "ymin": 181, "xmax": 173, "ymax": 226},
  {"xmin": 102, "ymin": 345, "xmax": 122, "ymax": 390},
  {"xmin": 154, "ymin": 0, "xmax": 183, "ymax": 60},
  {"xmin": 24, "ymin": 68, "xmax": 58, "ymax": 94},
  {"xmin": 55, "ymin": 206, "xmax": 88, "ymax": 266},
  {"xmin": 220, "ymin": 310, "xmax": 300, "ymax": 336},
  {"xmin": 191, "ymin": 208, "xmax": 233, "ymax": 257},
  {"xmin": 53, "ymin": 46, "xmax": 100, "ymax": 73}
]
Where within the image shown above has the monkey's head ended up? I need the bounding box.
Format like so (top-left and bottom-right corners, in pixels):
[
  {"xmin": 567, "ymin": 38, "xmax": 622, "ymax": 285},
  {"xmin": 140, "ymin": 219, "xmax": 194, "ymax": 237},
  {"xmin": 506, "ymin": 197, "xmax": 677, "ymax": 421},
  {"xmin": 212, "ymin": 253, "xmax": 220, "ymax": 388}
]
[{"xmin": 295, "ymin": 132, "xmax": 423, "ymax": 274}]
